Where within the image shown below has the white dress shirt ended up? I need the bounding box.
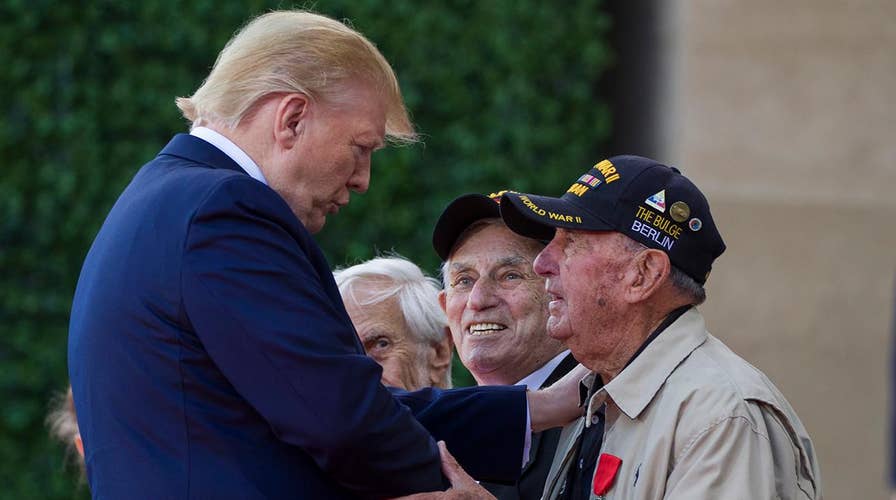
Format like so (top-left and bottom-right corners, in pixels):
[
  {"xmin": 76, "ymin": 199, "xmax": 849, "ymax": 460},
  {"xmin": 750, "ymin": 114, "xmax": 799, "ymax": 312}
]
[{"xmin": 190, "ymin": 126, "xmax": 268, "ymax": 185}]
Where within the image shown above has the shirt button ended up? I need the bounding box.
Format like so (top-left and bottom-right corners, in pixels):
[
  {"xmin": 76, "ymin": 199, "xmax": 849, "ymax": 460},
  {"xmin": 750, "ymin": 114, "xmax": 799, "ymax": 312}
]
[
  {"xmin": 578, "ymin": 458, "xmax": 584, "ymax": 470},
  {"xmin": 591, "ymin": 414, "xmax": 600, "ymax": 425}
]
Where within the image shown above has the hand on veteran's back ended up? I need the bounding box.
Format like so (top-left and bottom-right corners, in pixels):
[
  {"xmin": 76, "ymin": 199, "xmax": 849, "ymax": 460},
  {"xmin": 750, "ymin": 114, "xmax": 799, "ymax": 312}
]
[
  {"xmin": 529, "ymin": 362, "xmax": 590, "ymax": 432},
  {"xmin": 390, "ymin": 442, "xmax": 496, "ymax": 500}
]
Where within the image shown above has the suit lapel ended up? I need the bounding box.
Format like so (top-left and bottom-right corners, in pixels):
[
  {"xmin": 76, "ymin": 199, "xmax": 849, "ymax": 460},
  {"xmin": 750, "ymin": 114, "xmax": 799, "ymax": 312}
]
[
  {"xmin": 522, "ymin": 431, "xmax": 544, "ymax": 475},
  {"xmin": 542, "ymin": 353, "xmax": 579, "ymax": 387}
]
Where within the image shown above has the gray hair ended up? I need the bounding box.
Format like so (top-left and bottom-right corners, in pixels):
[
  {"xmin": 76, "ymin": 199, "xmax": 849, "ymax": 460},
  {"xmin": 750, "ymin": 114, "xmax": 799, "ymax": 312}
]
[
  {"xmin": 334, "ymin": 255, "xmax": 449, "ymax": 350},
  {"xmin": 668, "ymin": 266, "xmax": 707, "ymax": 305},
  {"xmin": 619, "ymin": 236, "xmax": 706, "ymax": 305}
]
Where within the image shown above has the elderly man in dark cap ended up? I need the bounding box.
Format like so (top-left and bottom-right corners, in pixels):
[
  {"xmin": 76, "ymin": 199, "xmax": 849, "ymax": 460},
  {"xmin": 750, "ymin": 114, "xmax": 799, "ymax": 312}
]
[
  {"xmin": 407, "ymin": 155, "xmax": 821, "ymax": 499},
  {"xmin": 432, "ymin": 190, "xmax": 577, "ymax": 500},
  {"xmin": 499, "ymin": 155, "xmax": 821, "ymax": 499}
]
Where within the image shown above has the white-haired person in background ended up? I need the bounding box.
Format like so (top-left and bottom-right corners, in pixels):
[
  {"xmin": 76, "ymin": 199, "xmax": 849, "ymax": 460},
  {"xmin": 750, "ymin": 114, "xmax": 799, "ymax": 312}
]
[
  {"xmin": 334, "ymin": 255, "xmax": 453, "ymax": 390},
  {"xmin": 46, "ymin": 385, "xmax": 84, "ymax": 474}
]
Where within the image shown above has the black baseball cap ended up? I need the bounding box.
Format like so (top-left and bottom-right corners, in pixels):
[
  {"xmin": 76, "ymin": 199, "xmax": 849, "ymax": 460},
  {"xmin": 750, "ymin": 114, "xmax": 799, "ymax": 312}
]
[
  {"xmin": 499, "ymin": 155, "xmax": 726, "ymax": 284},
  {"xmin": 432, "ymin": 190, "xmax": 513, "ymax": 261}
]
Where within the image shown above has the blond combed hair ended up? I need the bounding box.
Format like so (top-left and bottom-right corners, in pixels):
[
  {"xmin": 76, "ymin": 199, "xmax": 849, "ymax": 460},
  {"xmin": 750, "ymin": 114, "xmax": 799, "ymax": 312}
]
[{"xmin": 176, "ymin": 10, "xmax": 416, "ymax": 143}]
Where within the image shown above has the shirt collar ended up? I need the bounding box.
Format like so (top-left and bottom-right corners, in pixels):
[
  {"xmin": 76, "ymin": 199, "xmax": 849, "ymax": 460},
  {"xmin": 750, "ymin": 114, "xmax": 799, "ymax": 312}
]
[
  {"xmin": 515, "ymin": 350, "xmax": 572, "ymax": 390},
  {"xmin": 587, "ymin": 307, "xmax": 709, "ymax": 421},
  {"xmin": 190, "ymin": 127, "xmax": 268, "ymax": 185}
]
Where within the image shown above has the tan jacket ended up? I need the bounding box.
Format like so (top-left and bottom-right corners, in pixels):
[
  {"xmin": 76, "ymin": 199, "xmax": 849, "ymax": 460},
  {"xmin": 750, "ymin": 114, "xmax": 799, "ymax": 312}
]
[{"xmin": 542, "ymin": 308, "xmax": 821, "ymax": 499}]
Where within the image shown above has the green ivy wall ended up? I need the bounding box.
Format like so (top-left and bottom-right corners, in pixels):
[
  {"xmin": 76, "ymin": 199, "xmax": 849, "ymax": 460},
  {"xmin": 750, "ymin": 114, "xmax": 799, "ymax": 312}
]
[{"xmin": 0, "ymin": 2, "xmax": 611, "ymax": 497}]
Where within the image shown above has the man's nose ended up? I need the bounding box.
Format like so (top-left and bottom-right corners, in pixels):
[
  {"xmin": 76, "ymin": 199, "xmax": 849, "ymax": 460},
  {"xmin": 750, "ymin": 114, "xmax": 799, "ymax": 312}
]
[
  {"xmin": 533, "ymin": 242, "xmax": 558, "ymax": 278},
  {"xmin": 467, "ymin": 278, "xmax": 499, "ymax": 310},
  {"xmin": 348, "ymin": 162, "xmax": 370, "ymax": 194}
]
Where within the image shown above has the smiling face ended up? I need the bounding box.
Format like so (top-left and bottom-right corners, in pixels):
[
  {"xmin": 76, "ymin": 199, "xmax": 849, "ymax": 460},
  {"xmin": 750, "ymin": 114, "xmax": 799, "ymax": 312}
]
[
  {"xmin": 532, "ymin": 229, "xmax": 635, "ymax": 369},
  {"xmin": 439, "ymin": 221, "xmax": 564, "ymax": 386},
  {"xmin": 265, "ymin": 85, "xmax": 386, "ymax": 234}
]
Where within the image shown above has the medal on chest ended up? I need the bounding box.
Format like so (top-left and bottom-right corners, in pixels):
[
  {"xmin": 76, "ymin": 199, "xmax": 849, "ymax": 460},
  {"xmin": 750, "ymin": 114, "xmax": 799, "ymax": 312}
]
[{"xmin": 592, "ymin": 453, "xmax": 622, "ymax": 499}]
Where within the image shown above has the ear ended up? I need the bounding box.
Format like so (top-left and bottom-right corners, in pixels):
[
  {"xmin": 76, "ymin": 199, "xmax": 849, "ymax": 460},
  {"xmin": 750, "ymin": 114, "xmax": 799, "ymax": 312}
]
[
  {"xmin": 428, "ymin": 326, "xmax": 454, "ymax": 388},
  {"xmin": 625, "ymin": 249, "xmax": 670, "ymax": 303},
  {"xmin": 273, "ymin": 93, "xmax": 311, "ymax": 149},
  {"xmin": 75, "ymin": 434, "xmax": 84, "ymax": 457},
  {"xmin": 437, "ymin": 289, "xmax": 447, "ymax": 313}
]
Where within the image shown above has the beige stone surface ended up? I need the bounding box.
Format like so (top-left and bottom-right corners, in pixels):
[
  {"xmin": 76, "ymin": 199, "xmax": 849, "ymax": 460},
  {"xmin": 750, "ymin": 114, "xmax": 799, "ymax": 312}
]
[
  {"xmin": 665, "ymin": 1, "xmax": 896, "ymax": 498},
  {"xmin": 674, "ymin": 0, "xmax": 896, "ymax": 208},
  {"xmin": 703, "ymin": 201, "xmax": 893, "ymax": 499}
]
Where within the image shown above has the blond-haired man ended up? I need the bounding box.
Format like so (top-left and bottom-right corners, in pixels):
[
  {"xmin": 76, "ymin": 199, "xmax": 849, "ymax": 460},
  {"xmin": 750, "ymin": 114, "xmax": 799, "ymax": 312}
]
[{"xmin": 68, "ymin": 11, "xmax": 582, "ymax": 499}]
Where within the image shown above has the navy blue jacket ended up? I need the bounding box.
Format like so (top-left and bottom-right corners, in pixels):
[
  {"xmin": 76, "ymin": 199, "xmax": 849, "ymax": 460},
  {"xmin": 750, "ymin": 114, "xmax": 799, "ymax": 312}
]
[{"xmin": 68, "ymin": 134, "xmax": 526, "ymax": 499}]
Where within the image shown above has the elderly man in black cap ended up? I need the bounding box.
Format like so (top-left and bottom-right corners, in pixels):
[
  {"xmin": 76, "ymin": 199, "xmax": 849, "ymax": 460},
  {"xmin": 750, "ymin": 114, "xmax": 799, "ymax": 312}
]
[
  {"xmin": 432, "ymin": 191, "xmax": 578, "ymax": 500},
  {"xmin": 407, "ymin": 155, "xmax": 821, "ymax": 500},
  {"xmin": 500, "ymin": 155, "xmax": 822, "ymax": 499}
]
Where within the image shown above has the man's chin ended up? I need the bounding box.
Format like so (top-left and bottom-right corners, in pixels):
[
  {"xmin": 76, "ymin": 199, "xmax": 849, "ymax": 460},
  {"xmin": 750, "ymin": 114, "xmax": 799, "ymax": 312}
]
[
  {"xmin": 547, "ymin": 320, "xmax": 573, "ymax": 341},
  {"xmin": 303, "ymin": 215, "xmax": 327, "ymax": 234},
  {"xmin": 380, "ymin": 377, "xmax": 407, "ymax": 390}
]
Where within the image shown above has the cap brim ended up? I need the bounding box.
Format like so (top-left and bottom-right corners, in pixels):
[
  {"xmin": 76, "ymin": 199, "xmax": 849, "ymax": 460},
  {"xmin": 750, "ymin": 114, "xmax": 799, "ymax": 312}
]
[
  {"xmin": 432, "ymin": 194, "xmax": 502, "ymax": 260},
  {"xmin": 499, "ymin": 192, "xmax": 613, "ymax": 240}
]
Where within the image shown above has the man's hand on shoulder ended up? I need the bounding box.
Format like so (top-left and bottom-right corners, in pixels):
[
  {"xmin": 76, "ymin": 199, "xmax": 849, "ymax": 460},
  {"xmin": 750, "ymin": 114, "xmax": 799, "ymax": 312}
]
[{"xmin": 529, "ymin": 363, "xmax": 590, "ymax": 432}]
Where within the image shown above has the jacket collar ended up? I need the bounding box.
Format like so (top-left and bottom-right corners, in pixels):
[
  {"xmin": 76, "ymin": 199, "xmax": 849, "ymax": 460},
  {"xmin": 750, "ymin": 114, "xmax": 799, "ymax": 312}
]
[
  {"xmin": 586, "ymin": 307, "xmax": 708, "ymax": 421},
  {"xmin": 158, "ymin": 134, "xmax": 248, "ymax": 175}
]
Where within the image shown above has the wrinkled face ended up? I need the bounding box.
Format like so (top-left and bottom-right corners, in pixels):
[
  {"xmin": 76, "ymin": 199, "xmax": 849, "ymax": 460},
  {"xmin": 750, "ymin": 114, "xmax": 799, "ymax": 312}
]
[
  {"xmin": 532, "ymin": 229, "xmax": 633, "ymax": 368},
  {"xmin": 344, "ymin": 291, "xmax": 436, "ymax": 391},
  {"xmin": 440, "ymin": 222, "xmax": 562, "ymax": 385},
  {"xmin": 269, "ymin": 86, "xmax": 386, "ymax": 233}
]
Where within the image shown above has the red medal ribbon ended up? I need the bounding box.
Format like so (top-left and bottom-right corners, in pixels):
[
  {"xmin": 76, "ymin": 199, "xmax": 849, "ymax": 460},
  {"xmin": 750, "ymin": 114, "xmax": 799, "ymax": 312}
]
[{"xmin": 592, "ymin": 453, "xmax": 622, "ymax": 496}]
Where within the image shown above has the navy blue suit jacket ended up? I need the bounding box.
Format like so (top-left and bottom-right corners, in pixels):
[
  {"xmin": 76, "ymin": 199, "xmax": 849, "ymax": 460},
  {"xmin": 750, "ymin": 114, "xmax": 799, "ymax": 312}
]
[{"xmin": 68, "ymin": 134, "xmax": 526, "ymax": 499}]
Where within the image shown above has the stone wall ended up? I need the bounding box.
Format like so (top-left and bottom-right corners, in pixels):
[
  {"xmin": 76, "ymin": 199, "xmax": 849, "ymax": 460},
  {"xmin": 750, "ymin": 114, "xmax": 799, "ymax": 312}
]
[{"xmin": 663, "ymin": 1, "xmax": 896, "ymax": 498}]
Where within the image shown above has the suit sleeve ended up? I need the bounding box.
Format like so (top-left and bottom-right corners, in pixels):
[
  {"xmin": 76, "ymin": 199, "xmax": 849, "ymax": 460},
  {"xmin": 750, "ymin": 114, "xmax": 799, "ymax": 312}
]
[
  {"xmin": 181, "ymin": 178, "xmax": 524, "ymax": 497},
  {"xmin": 390, "ymin": 386, "xmax": 526, "ymax": 483}
]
